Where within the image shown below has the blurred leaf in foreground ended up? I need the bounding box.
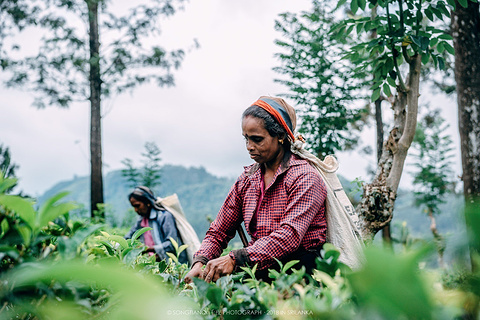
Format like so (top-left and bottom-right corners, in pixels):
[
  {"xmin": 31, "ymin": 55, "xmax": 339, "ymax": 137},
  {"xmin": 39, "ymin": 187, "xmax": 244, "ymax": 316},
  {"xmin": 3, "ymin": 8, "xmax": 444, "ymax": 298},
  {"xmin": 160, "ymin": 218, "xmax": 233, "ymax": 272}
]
[
  {"xmin": 348, "ymin": 245, "xmax": 434, "ymax": 319},
  {"xmin": 1, "ymin": 259, "xmax": 196, "ymax": 320}
]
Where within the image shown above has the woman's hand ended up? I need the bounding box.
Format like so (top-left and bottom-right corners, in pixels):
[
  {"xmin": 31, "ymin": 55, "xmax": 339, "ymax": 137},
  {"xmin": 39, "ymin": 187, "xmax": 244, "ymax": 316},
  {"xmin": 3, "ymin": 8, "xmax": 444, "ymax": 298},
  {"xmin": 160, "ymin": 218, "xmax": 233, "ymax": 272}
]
[
  {"xmin": 202, "ymin": 255, "xmax": 235, "ymax": 283},
  {"xmin": 184, "ymin": 262, "xmax": 204, "ymax": 284}
]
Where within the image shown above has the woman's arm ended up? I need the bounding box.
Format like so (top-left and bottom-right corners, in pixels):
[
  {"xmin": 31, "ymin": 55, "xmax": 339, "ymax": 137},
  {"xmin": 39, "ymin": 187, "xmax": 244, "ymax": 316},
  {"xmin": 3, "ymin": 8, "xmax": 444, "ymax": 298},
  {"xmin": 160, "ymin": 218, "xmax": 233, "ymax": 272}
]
[
  {"xmin": 152, "ymin": 211, "xmax": 182, "ymax": 260},
  {"xmin": 192, "ymin": 177, "xmax": 245, "ymax": 263},
  {"xmin": 124, "ymin": 218, "xmax": 142, "ymax": 240}
]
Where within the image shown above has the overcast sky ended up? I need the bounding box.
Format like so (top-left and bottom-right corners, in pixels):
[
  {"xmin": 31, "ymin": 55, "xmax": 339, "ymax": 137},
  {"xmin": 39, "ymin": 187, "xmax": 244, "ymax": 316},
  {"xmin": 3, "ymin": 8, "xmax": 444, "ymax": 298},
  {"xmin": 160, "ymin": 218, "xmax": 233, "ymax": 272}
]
[{"xmin": 1, "ymin": 0, "xmax": 461, "ymax": 197}]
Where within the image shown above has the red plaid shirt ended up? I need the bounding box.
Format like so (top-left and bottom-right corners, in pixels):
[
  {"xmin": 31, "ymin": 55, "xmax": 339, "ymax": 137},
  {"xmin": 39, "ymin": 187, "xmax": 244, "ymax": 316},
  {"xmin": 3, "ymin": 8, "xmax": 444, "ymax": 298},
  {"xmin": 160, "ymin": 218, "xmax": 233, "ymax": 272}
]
[{"xmin": 194, "ymin": 154, "xmax": 327, "ymax": 270}]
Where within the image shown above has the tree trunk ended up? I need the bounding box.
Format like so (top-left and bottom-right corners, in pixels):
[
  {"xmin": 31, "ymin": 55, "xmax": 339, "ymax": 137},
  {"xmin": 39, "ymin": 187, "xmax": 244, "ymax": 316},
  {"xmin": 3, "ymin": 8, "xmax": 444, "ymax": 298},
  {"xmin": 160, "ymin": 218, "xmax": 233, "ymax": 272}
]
[
  {"xmin": 452, "ymin": 1, "xmax": 480, "ymax": 279},
  {"xmin": 375, "ymin": 99, "xmax": 384, "ymax": 164},
  {"xmin": 371, "ymin": 5, "xmax": 391, "ymax": 246},
  {"xmin": 87, "ymin": 0, "xmax": 104, "ymax": 218},
  {"xmin": 451, "ymin": 1, "xmax": 480, "ymax": 206},
  {"xmin": 376, "ymin": 99, "xmax": 392, "ymax": 246},
  {"xmin": 358, "ymin": 54, "xmax": 421, "ymax": 242}
]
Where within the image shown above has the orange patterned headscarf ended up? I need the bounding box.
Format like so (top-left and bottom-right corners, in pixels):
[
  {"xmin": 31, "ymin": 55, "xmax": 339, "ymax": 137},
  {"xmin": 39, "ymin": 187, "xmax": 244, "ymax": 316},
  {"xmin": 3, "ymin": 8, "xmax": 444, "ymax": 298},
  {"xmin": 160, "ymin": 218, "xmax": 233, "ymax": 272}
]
[{"xmin": 250, "ymin": 96, "xmax": 296, "ymax": 141}]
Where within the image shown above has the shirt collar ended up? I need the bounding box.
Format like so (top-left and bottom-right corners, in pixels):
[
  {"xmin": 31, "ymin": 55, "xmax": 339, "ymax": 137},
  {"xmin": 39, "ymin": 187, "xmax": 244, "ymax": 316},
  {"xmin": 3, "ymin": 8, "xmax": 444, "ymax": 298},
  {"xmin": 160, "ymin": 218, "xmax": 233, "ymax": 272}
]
[
  {"xmin": 244, "ymin": 152, "xmax": 304, "ymax": 177},
  {"xmin": 147, "ymin": 209, "xmax": 158, "ymax": 220}
]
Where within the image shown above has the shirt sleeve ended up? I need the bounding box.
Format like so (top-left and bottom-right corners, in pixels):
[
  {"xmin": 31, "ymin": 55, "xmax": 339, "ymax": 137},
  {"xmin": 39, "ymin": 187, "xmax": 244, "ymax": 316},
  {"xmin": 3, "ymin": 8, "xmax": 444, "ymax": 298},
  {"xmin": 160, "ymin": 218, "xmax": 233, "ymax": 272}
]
[
  {"xmin": 153, "ymin": 211, "xmax": 182, "ymax": 260},
  {"xmin": 124, "ymin": 218, "xmax": 142, "ymax": 240},
  {"xmin": 244, "ymin": 171, "xmax": 325, "ymax": 269},
  {"xmin": 193, "ymin": 177, "xmax": 244, "ymax": 262}
]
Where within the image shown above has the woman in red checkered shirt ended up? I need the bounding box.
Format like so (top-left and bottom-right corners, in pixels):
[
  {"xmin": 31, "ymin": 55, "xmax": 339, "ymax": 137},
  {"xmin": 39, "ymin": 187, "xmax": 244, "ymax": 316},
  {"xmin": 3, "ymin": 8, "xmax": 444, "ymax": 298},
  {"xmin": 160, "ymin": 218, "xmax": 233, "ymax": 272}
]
[{"xmin": 185, "ymin": 96, "xmax": 327, "ymax": 283}]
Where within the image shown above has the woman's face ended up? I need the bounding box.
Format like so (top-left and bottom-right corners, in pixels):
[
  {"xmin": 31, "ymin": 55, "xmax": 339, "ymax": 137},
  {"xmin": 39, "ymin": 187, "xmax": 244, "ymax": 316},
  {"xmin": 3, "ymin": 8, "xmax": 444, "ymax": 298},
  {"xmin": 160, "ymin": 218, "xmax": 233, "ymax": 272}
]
[
  {"xmin": 242, "ymin": 115, "xmax": 283, "ymax": 165},
  {"xmin": 130, "ymin": 197, "xmax": 150, "ymax": 217}
]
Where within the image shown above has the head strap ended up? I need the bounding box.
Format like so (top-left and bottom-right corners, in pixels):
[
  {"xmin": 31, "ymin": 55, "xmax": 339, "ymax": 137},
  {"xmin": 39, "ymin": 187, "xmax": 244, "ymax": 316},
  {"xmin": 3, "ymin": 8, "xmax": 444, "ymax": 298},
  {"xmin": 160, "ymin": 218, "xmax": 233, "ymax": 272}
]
[{"xmin": 251, "ymin": 98, "xmax": 295, "ymax": 141}]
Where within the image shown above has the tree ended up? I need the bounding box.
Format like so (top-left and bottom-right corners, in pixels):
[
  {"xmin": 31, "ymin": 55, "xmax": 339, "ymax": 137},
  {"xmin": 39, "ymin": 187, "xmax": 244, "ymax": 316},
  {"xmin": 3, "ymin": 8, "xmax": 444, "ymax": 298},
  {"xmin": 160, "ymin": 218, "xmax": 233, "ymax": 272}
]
[
  {"xmin": 273, "ymin": 0, "xmax": 367, "ymax": 159},
  {"xmin": 1, "ymin": 0, "xmax": 191, "ymax": 218},
  {"xmin": 0, "ymin": 144, "xmax": 18, "ymax": 180},
  {"xmin": 121, "ymin": 141, "xmax": 162, "ymax": 190},
  {"xmin": 140, "ymin": 142, "xmax": 162, "ymax": 190},
  {"xmin": 0, "ymin": 144, "xmax": 20, "ymax": 194},
  {"xmin": 411, "ymin": 109, "xmax": 455, "ymax": 268},
  {"xmin": 121, "ymin": 158, "xmax": 140, "ymax": 190},
  {"xmin": 0, "ymin": 1, "xmax": 37, "ymax": 58},
  {"xmin": 451, "ymin": 0, "xmax": 480, "ymax": 208},
  {"xmin": 334, "ymin": 0, "xmax": 456, "ymax": 241}
]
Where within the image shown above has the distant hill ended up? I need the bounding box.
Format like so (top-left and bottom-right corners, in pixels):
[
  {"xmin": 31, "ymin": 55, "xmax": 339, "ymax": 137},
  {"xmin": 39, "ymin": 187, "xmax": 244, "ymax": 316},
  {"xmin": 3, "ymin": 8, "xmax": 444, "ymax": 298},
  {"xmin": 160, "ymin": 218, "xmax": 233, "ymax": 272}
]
[{"xmin": 39, "ymin": 164, "xmax": 236, "ymax": 236}]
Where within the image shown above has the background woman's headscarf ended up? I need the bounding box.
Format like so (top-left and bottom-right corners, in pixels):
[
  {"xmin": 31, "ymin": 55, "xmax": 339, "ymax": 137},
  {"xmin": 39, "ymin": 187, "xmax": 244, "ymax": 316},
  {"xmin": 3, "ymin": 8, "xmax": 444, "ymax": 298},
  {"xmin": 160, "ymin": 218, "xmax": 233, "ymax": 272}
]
[{"xmin": 128, "ymin": 186, "xmax": 164, "ymax": 210}]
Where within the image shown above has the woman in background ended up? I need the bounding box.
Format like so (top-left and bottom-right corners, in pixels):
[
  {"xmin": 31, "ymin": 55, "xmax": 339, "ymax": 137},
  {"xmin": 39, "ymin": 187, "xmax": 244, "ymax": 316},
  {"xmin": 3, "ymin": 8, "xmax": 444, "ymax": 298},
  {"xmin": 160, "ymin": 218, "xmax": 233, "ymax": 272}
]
[{"xmin": 125, "ymin": 186, "xmax": 188, "ymax": 264}]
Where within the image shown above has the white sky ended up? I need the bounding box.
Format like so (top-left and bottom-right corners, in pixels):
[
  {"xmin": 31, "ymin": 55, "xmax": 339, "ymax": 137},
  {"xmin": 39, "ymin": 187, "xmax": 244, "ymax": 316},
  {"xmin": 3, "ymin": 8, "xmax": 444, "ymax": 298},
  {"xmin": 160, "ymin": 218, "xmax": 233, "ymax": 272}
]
[{"xmin": 0, "ymin": 0, "xmax": 462, "ymax": 197}]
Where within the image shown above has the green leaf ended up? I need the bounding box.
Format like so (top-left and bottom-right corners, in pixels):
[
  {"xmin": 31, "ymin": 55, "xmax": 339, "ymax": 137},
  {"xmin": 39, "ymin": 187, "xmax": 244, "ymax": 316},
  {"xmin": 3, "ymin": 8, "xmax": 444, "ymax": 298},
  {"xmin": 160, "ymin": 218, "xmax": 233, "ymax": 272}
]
[
  {"xmin": 458, "ymin": 0, "xmax": 468, "ymax": 8},
  {"xmin": 324, "ymin": 247, "xmax": 341, "ymax": 261},
  {"xmin": 358, "ymin": 0, "xmax": 367, "ymax": 10},
  {"xmin": 98, "ymin": 240, "xmax": 115, "ymax": 256},
  {"xmin": 206, "ymin": 286, "xmax": 227, "ymax": 307},
  {"xmin": 438, "ymin": 34, "xmax": 453, "ymax": 40},
  {"xmin": 411, "ymin": 35, "xmax": 430, "ymax": 51},
  {"xmin": 312, "ymin": 270, "xmax": 339, "ymax": 291},
  {"xmin": 0, "ymin": 194, "xmax": 35, "ymax": 229},
  {"xmin": 57, "ymin": 224, "xmax": 103, "ymax": 259},
  {"xmin": 351, "ymin": 0, "xmax": 359, "ymax": 14},
  {"xmin": 37, "ymin": 202, "xmax": 77, "ymax": 232},
  {"xmin": 424, "ymin": 7, "xmax": 434, "ymax": 21},
  {"xmin": 387, "ymin": 76, "xmax": 396, "ymax": 87},
  {"xmin": 108, "ymin": 235, "xmax": 129, "ymax": 249},
  {"xmin": 177, "ymin": 244, "xmax": 188, "ymax": 255},
  {"xmin": 282, "ymin": 260, "xmax": 300, "ymax": 273},
  {"xmin": 37, "ymin": 192, "xmax": 77, "ymax": 231},
  {"xmin": 122, "ymin": 248, "xmax": 143, "ymax": 265},
  {"xmin": 371, "ymin": 88, "xmax": 381, "ymax": 102},
  {"xmin": 420, "ymin": 37, "xmax": 430, "ymax": 51},
  {"xmin": 372, "ymin": 81, "xmax": 382, "ymax": 89},
  {"xmin": 0, "ymin": 218, "xmax": 9, "ymax": 238},
  {"xmin": 17, "ymin": 225, "xmax": 32, "ymax": 246},
  {"xmin": 166, "ymin": 252, "xmax": 178, "ymax": 264},
  {"xmin": 0, "ymin": 177, "xmax": 17, "ymax": 194},
  {"xmin": 383, "ymin": 83, "xmax": 392, "ymax": 97},
  {"xmin": 421, "ymin": 52, "xmax": 430, "ymax": 65},
  {"xmin": 437, "ymin": 41, "xmax": 445, "ymax": 54},
  {"xmin": 446, "ymin": 0, "xmax": 456, "ymax": 8},
  {"xmin": 336, "ymin": 0, "xmax": 348, "ymax": 9},
  {"xmin": 0, "ymin": 245, "xmax": 20, "ymax": 260},
  {"xmin": 443, "ymin": 42, "xmax": 455, "ymax": 54},
  {"xmin": 170, "ymin": 237, "xmax": 179, "ymax": 251},
  {"xmin": 356, "ymin": 22, "xmax": 364, "ymax": 34},
  {"xmin": 438, "ymin": 56, "xmax": 446, "ymax": 70},
  {"xmin": 131, "ymin": 227, "xmax": 152, "ymax": 243},
  {"xmin": 158, "ymin": 259, "xmax": 168, "ymax": 273},
  {"xmin": 348, "ymin": 246, "xmax": 435, "ymax": 320},
  {"xmin": 346, "ymin": 24, "xmax": 355, "ymax": 35}
]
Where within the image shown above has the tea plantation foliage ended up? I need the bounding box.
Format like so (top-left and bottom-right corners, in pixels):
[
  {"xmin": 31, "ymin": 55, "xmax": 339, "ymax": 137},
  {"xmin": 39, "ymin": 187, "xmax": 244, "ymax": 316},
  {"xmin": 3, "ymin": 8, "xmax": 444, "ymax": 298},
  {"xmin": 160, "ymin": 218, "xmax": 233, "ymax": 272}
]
[{"xmin": 1, "ymin": 173, "xmax": 479, "ymax": 319}]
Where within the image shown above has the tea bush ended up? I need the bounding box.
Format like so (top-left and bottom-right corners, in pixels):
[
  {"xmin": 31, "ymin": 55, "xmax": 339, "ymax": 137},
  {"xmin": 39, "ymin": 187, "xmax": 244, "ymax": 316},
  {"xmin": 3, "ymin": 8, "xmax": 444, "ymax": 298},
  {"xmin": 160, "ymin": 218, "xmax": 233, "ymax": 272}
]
[{"xmin": 1, "ymin": 173, "xmax": 479, "ymax": 319}]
